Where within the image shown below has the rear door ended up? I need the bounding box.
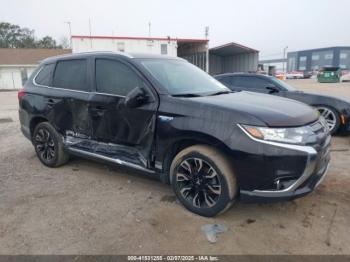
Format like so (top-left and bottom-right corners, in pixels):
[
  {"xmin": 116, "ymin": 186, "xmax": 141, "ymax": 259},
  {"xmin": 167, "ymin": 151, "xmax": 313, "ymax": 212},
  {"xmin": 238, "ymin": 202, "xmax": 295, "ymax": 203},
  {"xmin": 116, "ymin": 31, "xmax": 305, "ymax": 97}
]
[
  {"xmin": 89, "ymin": 56, "xmax": 158, "ymax": 168},
  {"xmin": 51, "ymin": 58, "xmax": 92, "ymax": 139}
]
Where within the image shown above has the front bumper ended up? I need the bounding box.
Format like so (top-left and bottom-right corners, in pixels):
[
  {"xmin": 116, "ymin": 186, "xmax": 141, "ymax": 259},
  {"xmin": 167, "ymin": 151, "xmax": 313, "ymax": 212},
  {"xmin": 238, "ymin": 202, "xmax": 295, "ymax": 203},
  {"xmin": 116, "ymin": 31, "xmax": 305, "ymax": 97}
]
[{"xmin": 239, "ymin": 128, "xmax": 331, "ymax": 203}]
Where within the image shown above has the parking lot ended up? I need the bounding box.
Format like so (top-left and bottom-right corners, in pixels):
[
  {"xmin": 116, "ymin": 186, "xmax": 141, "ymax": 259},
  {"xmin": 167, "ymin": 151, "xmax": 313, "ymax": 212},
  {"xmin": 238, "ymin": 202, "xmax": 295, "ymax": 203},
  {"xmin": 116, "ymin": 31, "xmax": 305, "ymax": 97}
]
[{"xmin": 0, "ymin": 79, "xmax": 349, "ymax": 255}]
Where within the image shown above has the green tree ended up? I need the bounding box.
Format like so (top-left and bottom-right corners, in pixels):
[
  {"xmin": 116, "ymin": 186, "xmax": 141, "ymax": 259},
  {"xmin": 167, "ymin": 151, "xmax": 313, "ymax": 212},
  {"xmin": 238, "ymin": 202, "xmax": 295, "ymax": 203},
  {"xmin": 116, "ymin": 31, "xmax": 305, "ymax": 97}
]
[
  {"xmin": 0, "ymin": 22, "xmax": 36, "ymax": 48},
  {"xmin": 0, "ymin": 21, "xmax": 62, "ymax": 49},
  {"xmin": 36, "ymin": 36, "xmax": 57, "ymax": 49}
]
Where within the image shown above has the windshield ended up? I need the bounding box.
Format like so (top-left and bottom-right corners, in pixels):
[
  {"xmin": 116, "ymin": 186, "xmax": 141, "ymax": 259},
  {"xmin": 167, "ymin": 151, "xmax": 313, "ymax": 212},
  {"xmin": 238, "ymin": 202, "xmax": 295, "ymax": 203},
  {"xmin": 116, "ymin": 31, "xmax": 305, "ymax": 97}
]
[
  {"xmin": 270, "ymin": 77, "xmax": 297, "ymax": 91},
  {"xmin": 139, "ymin": 59, "xmax": 229, "ymax": 95}
]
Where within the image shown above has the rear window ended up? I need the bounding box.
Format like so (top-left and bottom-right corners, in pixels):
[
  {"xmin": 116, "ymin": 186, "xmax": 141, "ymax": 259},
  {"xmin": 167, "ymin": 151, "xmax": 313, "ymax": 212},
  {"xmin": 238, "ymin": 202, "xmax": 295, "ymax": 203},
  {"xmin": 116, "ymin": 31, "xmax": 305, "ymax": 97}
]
[
  {"xmin": 53, "ymin": 59, "xmax": 88, "ymax": 91},
  {"xmin": 320, "ymin": 67, "xmax": 340, "ymax": 72},
  {"xmin": 35, "ymin": 63, "xmax": 55, "ymax": 86}
]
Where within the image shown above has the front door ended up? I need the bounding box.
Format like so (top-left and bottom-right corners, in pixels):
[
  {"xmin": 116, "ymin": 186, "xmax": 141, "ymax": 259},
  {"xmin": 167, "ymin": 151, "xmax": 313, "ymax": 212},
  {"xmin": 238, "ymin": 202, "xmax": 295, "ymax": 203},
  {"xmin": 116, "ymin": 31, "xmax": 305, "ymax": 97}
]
[{"xmin": 89, "ymin": 57, "xmax": 158, "ymax": 168}]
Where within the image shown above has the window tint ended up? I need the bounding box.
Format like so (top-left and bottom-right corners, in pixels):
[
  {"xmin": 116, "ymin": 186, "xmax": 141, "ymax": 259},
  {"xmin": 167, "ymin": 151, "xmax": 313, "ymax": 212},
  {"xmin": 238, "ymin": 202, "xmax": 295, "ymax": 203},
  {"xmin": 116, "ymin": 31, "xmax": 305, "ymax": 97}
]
[
  {"xmin": 218, "ymin": 77, "xmax": 231, "ymax": 86},
  {"xmin": 96, "ymin": 59, "xmax": 144, "ymax": 96},
  {"xmin": 232, "ymin": 76, "xmax": 272, "ymax": 89},
  {"xmin": 35, "ymin": 63, "xmax": 55, "ymax": 86},
  {"xmin": 53, "ymin": 59, "xmax": 87, "ymax": 91}
]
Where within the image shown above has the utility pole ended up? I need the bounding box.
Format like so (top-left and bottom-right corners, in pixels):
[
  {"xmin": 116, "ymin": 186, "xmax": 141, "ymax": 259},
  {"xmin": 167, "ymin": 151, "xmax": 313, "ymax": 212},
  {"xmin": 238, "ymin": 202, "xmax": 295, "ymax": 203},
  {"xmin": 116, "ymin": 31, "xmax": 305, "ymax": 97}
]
[
  {"xmin": 89, "ymin": 18, "xmax": 93, "ymax": 48},
  {"xmin": 64, "ymin": 21, "xmax": 72, "ymax": 49},
  {"xmin": 205, "ymin": 26, "xmax": 209, "ymax": 73},
  {"xmin": 283, "ymin": 46, "xmax": 288, "ymax": 74}
]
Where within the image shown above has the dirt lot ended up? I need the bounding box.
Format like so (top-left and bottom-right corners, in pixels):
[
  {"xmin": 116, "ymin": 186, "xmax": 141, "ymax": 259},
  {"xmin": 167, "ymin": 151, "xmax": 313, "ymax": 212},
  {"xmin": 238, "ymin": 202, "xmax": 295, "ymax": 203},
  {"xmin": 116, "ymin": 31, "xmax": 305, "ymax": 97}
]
[{"xmin": 0, "ymin": 79, "xmax": 349, "ymax": 255}]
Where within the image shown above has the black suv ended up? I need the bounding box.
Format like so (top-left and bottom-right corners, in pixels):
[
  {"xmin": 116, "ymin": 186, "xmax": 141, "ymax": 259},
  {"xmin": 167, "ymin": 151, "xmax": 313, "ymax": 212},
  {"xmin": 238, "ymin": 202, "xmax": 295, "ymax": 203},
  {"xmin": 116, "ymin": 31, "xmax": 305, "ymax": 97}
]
[{"xmin": 19, "ymin": 52, "xmax": 331, "ymax": 217}]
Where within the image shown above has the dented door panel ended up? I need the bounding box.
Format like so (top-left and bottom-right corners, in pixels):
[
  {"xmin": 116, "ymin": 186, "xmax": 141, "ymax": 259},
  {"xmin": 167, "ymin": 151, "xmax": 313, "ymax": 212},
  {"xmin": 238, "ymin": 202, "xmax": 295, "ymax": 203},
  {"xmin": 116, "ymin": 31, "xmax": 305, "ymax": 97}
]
[
  {"xmin": 55, "ymin": 91, "xmax": 92, "ymax": 138},
  {"xmin": 88, "ymin": 92, "xmax": 157, "ymax": 168}
]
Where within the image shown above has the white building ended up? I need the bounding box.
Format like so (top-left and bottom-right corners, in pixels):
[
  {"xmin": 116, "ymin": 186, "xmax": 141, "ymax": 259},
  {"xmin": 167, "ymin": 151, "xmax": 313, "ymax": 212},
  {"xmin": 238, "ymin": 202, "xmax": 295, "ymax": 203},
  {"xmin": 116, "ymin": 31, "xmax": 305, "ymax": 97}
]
[
  {"xmin": 72, "ymin": 35, "xmax": 209, "ymax": 71},
  {"xmin": 71, "ymin": 35, "xmax": 259, "ymax": 75},
  {"xmin": 0, "ymin": 48, "xmax": 71, "ymax": 90},
  {"xmin": 72, "ymin": 35, "xmax": 179, "ymax": 56}
]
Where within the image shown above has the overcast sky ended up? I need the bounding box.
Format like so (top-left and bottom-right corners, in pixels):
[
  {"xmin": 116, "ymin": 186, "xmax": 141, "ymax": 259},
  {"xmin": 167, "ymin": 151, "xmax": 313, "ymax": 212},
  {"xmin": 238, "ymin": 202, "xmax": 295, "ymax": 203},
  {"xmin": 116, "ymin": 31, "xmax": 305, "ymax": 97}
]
[{"xmin": 1, "ymin": 0, "xmax": 349, "ymax": 58}]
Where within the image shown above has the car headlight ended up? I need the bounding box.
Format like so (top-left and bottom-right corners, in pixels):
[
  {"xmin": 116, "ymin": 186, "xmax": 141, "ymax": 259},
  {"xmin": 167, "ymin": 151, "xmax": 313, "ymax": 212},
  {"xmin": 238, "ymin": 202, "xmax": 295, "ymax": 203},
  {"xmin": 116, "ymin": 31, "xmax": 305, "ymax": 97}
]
[{"xmin": 240, "ymin": 124, "xmax": 315, "ymax": 145}]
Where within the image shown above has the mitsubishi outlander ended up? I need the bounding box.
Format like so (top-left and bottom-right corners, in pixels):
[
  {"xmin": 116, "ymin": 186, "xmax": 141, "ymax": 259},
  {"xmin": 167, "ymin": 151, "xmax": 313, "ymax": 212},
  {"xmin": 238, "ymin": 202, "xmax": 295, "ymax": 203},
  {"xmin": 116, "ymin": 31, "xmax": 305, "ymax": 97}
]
[{"xmin": 18, "ymin": 52, "xmax": 331, "ymax": 217}]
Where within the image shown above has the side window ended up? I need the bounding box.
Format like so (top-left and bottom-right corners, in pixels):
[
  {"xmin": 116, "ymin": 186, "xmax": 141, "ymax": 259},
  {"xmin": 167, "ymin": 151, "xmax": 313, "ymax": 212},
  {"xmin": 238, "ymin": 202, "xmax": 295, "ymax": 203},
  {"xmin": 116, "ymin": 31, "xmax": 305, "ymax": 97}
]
[
  {"xmin": 35, "ymin": 63, "xmax": 55, "ymax": 86},
  {"xmin": 96, "ymin": 59, "xmax": 144, "ymax": 96},
  {"xmin": 250, "ymin": 77, "xmax": 274, "ymax": 89},
  {"xmin": 219, "ymin": 77, "xmax": 232, "ymax": 87},
  {"xmin": 53, "ymin": 59, "xmax": 87, "ymax": 91},
  {"xmin": 232, "ymin": 76, "xmax": 271, "ymax": 89},
  {"xmin": 232, "ymin": 76, "xmax": 255, "ymax": 88}
]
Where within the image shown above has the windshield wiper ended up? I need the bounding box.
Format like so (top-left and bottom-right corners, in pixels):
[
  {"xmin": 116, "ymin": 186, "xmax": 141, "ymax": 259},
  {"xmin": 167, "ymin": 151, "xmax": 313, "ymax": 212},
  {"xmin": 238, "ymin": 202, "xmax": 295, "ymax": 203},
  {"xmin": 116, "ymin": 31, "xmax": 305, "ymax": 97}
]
[
  {"xmin": 207, "ymin": 90, "xmax": 233, "ymax": 96},
  {"xmin": 172, "ymin": 93, "xmax": 203, "ymax": 97}
]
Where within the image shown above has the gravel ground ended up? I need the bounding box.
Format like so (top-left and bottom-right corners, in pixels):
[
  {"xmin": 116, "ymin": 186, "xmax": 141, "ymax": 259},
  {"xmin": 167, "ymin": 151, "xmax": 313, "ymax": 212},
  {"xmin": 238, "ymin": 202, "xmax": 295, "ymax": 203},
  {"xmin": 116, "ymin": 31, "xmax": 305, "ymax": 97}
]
[{"xmin": 0, "ymin": 79, "xmax": 349, "ymax": 254}]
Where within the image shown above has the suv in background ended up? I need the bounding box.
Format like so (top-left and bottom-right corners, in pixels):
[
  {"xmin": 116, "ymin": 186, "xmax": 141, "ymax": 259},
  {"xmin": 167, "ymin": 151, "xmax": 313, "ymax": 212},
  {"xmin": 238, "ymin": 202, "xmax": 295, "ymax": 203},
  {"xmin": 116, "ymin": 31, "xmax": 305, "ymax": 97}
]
[{"xmin": 19, "ymin": 52, "xmax": 330, "ymax": 217}]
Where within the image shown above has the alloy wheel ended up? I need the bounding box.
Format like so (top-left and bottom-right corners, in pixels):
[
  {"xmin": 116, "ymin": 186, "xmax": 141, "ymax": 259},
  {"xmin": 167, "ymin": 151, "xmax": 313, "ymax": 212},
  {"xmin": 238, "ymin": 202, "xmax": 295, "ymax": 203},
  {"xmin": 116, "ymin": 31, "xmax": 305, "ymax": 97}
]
[
  {"xmin": 175, "ymin": 158, "xmax": 222, "ymax": 208},
  {"xmin": 316, "ymin": 106, "xmax": 337, "ymax": 132},
  {"xmin": 34, "ymin": 128, "xmax": 56, "ymax": 162}
]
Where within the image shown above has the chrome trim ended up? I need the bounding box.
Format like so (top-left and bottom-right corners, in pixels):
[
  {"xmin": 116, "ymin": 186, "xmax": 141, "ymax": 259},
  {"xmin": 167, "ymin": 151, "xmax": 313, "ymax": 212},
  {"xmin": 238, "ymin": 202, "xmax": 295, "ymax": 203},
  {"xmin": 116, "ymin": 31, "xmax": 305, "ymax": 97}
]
[
  {"xmin": 68, "ymin": 147, "xmax": 155, "ymax": 173},
  {"xmin": 33, "ymin": 66, "xmax": 90, "ymax": 94},
  {"xmin": 315, "ymin": 162, "xmax": 330, "ymax": 188},
  {"xmin": 237, "ymin": 124, "xmax": 331, "ymax": 196},
  {"xmin": 94, "ymin": 92, "xmax": 126, "ymax": 98}
]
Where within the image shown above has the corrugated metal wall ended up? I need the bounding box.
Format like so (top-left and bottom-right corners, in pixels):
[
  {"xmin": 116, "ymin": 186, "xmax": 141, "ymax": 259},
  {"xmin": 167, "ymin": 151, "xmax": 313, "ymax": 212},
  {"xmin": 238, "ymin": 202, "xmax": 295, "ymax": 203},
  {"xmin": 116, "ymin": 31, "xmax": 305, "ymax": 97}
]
[
  {"xmin": 180, "ymin": 52, "xmax": 207, "ymax": 71},
  {"xmin": 208, "ymin": 54, "xmax": 223, "ymax": 75},
  {"xmin": 209, "ymin": 52, "xmax": 258, "ymax": 75}
]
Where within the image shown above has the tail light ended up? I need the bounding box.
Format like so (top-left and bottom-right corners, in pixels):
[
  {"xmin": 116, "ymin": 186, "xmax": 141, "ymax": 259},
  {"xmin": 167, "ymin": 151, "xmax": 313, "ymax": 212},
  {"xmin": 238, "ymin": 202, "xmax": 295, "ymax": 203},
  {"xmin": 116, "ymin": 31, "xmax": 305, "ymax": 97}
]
[{"xmin": 18, "ymin": 87, "xmax": 25, "ymax": 100}]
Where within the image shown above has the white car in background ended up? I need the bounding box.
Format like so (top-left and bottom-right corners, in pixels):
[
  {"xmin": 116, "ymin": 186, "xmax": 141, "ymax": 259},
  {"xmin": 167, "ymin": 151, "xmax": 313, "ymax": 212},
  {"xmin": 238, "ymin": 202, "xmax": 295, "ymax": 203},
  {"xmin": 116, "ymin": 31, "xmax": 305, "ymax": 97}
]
[
  {"xmin": 341, "ymin": 70, "xmax": 350, "ymax": 82},
  {"xmin": 286, "ymin": 71, "xmax": 304, "ymax": 79}
]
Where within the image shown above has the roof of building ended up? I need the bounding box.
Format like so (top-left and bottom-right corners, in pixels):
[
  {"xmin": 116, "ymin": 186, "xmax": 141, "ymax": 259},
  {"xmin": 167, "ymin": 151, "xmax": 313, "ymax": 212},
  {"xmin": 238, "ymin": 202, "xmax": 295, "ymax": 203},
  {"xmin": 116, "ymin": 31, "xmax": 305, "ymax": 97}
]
[
  {"xmin": 288, "ymin": 46, "xmax": 350, "ymax": 54},
  {"xmin": 0, "ymin": 48, "xmax": 72, "ymax": 65},
  {"xmin": 210, "ymin": 42, "xmax": 259, "ymax": 56},
  {"xmin": 72, "ymin": 35, "xmax": 208, "ymax": 43}
]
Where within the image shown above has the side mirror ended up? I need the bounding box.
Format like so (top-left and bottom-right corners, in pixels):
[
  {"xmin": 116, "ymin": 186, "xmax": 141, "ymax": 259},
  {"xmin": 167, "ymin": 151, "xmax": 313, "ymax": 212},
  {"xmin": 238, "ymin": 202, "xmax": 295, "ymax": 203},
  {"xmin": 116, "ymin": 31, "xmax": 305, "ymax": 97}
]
[
  {"xmin": 265, "ymin": 85, "xmax": 279, "ymax": 94},
  {"xmin": 124, "ymin": 86, "xmax": 149, "ymax": 108}
]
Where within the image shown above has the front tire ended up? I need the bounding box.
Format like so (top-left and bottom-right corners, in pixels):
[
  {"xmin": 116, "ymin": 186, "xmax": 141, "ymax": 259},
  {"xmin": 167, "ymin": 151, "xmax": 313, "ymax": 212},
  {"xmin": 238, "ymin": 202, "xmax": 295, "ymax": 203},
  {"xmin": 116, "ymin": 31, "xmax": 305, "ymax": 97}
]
[
  {"xmin": 316, "ymin": 106, "xmax": 340, "ymax": 134},
  {"xmin": 170, "ymin": 145, "xmax": 237, "ymax": 217},
  {"xmin": 32, "ymin": 122, "xmax": 69, "ymax": 167}
]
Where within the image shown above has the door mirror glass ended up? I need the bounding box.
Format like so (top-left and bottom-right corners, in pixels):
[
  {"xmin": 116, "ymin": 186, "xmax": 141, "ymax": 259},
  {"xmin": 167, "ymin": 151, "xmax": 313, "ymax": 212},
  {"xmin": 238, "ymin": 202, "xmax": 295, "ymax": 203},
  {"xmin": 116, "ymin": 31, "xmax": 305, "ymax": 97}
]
[
  {"xmin": 265, "ymin": 85, "xmax": 279, "ymax": 93},
  {"xmin": 124, "ymin": 86, "xmax": 149, "ymax": 108}
]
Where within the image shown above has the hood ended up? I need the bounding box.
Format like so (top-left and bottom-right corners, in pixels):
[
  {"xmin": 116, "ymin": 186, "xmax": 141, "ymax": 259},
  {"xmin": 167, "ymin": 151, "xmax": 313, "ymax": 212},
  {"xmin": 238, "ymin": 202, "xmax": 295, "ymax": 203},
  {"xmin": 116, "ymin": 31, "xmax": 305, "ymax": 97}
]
[{"xmin": 189, "ymin": 91, "xmax": 319, "ymax": 127}]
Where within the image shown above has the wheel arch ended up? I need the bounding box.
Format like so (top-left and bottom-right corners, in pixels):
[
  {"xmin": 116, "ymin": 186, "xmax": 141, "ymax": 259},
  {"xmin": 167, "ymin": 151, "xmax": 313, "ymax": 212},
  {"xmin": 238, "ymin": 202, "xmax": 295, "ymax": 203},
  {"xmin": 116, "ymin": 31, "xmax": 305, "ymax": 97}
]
[
  {"xmin": 29, "ymin": 116, "xmax": 49, "ymax": 139},
  {"xmin": 160, "ymin": 131, "xmax": 233, "ymax": 184}
]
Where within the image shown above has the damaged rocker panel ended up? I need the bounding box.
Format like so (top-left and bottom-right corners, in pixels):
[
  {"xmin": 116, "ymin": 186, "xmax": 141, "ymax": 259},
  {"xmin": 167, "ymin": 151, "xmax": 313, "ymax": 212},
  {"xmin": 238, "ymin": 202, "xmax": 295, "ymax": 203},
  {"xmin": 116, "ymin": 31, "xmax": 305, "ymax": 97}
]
[{"xmin": 65, "ymin": 132, "xmax": 154, "ymax": 173}]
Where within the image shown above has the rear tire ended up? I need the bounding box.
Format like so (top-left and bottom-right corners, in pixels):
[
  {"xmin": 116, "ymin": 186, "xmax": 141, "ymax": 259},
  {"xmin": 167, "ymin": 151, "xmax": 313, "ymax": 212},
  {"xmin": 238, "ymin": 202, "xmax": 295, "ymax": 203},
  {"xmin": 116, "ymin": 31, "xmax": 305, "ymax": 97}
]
[
  {"xmin": 170, "ymin": 145, "xmax": 237, "ymax": 217},
  {"xmin": 32, "ymin": 122, "xmax": 69, "ymax": 167}
]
